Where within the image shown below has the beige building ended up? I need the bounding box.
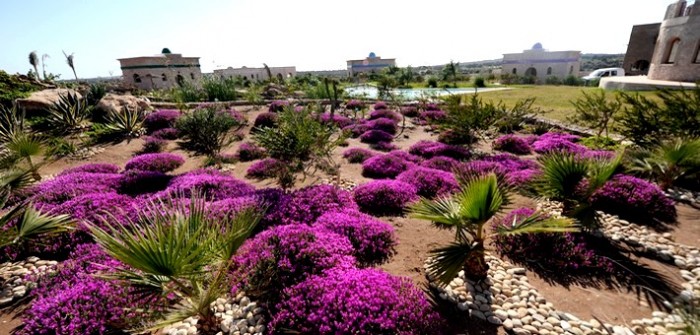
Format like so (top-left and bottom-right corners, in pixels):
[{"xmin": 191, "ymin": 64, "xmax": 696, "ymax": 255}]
[
  {"xmin": 647, "ymin": 1, "xmax": 700, "ymax": 82},
  {"xmin": 347, "ymin": 52, "xmax": 396, "ymax": 77},
  {"xmin": 118, "ymin": 48, "xmax": 202, "ymax": 90},
  {"xmin": 502, "ymin": 44, "xmax": 581, "ymax": 83},
  {"xmin": 213, "ymin": 66, "xmax": 296, "ymax": 81}
]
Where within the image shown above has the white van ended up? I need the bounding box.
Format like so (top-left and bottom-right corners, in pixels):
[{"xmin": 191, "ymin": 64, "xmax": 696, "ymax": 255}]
[{"xmin": 582, "ymin": 68, "xmax": 625, "ymax": 81}]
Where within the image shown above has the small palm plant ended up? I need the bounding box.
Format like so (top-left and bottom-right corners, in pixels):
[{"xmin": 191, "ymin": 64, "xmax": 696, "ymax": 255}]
[
  {"xmin": 630, "ymin": 138, "xmax": 700, "ymax": 190},
  {"xmin": 48, "ymin": 92, "xmax": 91, "ymax": 133},
  {"xmin": 87, "ymin": 196, "xmax": 261, "ymax": 332},
  {"xmin": 0, "ymin": 172, "xmax": 73, "ymax": 249},
  {"xmin": 409, "ymin": 173, "xmax": 576, "ymax": 285},
  {"xmin": 536, "ymin": 151, "xmax": 623, "ymax": 228},
  {"xmin": 0, "ymin": 104, "xmax": 46, "ymax": 180}
]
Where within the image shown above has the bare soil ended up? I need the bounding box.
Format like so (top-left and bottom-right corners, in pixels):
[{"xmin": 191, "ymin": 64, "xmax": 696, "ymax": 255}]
[{"xmin": 3, "ymin": 105, "xmax": 699, "ymax": 335}]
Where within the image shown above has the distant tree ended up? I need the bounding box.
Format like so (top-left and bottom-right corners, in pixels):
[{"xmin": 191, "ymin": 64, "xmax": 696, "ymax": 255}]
[
  {"xmin": 441, "ymin": 61, "xmax": 459, "ymax": 87},
  {"xmin": 28, "ymin": 52, "xmax": 40, "ymax": 81},
  {"xmin": 63, "ymin": 51, "xmax": 78, "ymax": 81},
  {"xmin": 397, "ymin": 66, "xmax": 414, "ymax": 86},
  {"xmin": 41, "ymin": 54, "xmax": 50, "ymax": 81}
]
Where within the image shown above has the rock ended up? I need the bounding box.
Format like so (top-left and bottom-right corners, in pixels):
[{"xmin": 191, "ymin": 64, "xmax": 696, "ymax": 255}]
[
  {"xmin": 494, "ymin": 310, "xmax": 509, "ymax": 321},
  {"xmin": 503, "ymin": 319, "xmax": 514, "ymax": 330},
  {"xmin": 561, "ymin": 320, "xmax": 572, "ymax": 330},
  {"xmin": 0, "ymin": 297, "xmax": 13, "ymax": 306},
  {"xmin": 517, "ymin": 307, "xmax": 529, "ymax": 318},
  {"xmin": 508, "ymin": 267, "xmax": 527, "ymax": 275},
  {"xmin": 471, "ymin": 310, "xmax": 486, "ymax": 320},
  {"xmin": 96, "ymin": 93, "xmax": 151, "ymax": 115},
  {"xmin": 487, "ymin": 315, "xmax": 502, "ymax": 325},
  {"xmin": 512, "ymin": 328, "xmax": 531, "ymax": 335},
  {"xmin": 16, "ymin": 89, "xmax": 82, "ymax": 115},
  {"xmin": 523, "ymin": 325, "xmax": 538, "ymax": 333}
]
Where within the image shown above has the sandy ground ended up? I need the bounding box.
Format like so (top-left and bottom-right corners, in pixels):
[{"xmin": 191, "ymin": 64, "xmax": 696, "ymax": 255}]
[{"xmin": 2, "ymin": 105, "xmax": 699, "ymax": 335}]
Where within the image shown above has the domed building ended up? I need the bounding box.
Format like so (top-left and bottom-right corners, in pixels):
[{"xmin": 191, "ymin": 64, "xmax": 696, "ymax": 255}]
[
  {"xmin": 624, "ymin": 1, "xmax": 700, "ymax": 82},
  {"xmin": 118, "ymin": 48, "xmax": 202, "ymax": 90},
  {"xmin": 346, "ymin": 52, "xmax": 396, "ymax": 77},
  {"xmin": 502, "ymin": 43, "xmax": 581, "ymax": 83}
]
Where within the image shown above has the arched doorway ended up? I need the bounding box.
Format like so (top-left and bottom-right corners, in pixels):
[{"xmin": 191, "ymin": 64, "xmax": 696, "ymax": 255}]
[
  {"xmin": 524, "ymin": 67, "xmax": 537, "ymax": 77},
  {"xmin": 633, "ymin": 60, "xmax": 650, "ymax": 72}
]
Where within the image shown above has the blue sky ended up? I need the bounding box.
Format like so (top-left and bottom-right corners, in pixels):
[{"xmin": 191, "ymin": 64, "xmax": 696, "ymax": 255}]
[{"xmin": 0, "ymin": 0, "xmax": 679, "ymax": 79}]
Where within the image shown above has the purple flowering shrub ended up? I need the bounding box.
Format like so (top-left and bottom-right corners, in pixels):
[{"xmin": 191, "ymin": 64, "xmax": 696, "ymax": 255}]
[
  {"xmin": 591, "ymin": 175, "xmax": 677, "ymax": 224},
  {"xmin": 231, "ymin": 224, "xmax": 356, "ymax": 302},
  {"xmin": 346, "ymin": 99, "xmax": 364, "ymax": 110},
  {"xmin": 58, "ymin": 163, "xmax": 120, "ymax": 176},
  {"xmin": 21, "ymin": 244, "xmax": 148, "ymax": 335},
  {"xmin": 354, "ymin": 180, "xmax": 418, "ymax": 216},
  {"xmin": 151, "ymin": 127, "xmax": 179, "ymax": 140},
  {"xmin": 124, "ymin": 153, "xmax": 185, "ymax": 173},
  {"xmin": 253, "ymin": 112, "xmax": 279, "ymax": 129},
  {"xmin": 206, "ymin": 196, "xmax": 259, "ymax": 221},
  {"xmin": 408, "ymin": 140, "xmax": 470, "ymax": 160},
  {"xmin": 343, "ymin": 123, "xmax": 371, "ymax": 138},
  {"xmin": 425, "ymin": 103, "xmax": 441, "ymax": 111},
  {"xmin": 269, "ymin": 100, "xmax": 290, "ymax": 112},
  {"xmin": 117, "ymin": 170, "xmax": 171, "ymax": 196},
  {"xmin": 387, "ymin": 150, "xmax": 423, "ymax": 164},
  {"xmin": 144, "ymin": 109, "xmax": 181, "ymax": 132},
  {"xmin": 360, "ymin": 130, "xmax": 394, "ymax": 144},
  {"xmin": 140, "ymin": 136, "xmax": 167, "ymax": 153},
  {"xmin": 493, "ymin": 134, "xmax": 532, "ymax": 155},
  {"xmin": 164, "ymin": 169, "xmax": 255, "ymax": 200},
  {"xmin": 362, "ymin": 154, "xmax": 414, "ymax": 179},
  {"xmin": 493, "ymin": 208, "xmax": 615, "ymax": 275},
  {"xmin": 419, "ymin": 109, "xmax": 447, "ymax": 123},
  {"xmin": 421, "ymin": 156, "xmax": 459, "ymax": 172},
  {"xmin": 320, "ymin": 113, "xmax": 353, "ymax": 128},
  {"xmin": 29, "ymin": 173, "xmax": 121, "ymax": 209},
  {"xmin": 368, "ymin": 117, "xmax": 398, "ymax": 134},
  {"xmin": 532, "ymin": 132, "xmax": 587, "ymax": 154},
  {"xmin": 370, "ymin": 141, "xmax": 399, "ymax": 152},
  {"xmin": 397, "ymin": 166, "xmax": 459, "ymax": 198},
  {"xmin": 53, "ymin": 192, "xmax": 137, "ymax": 232},
  {"xmin": 373, "ymin": 101, "xmax": 388, "ymax": 110},
  {"xmin": 458, "ymin": 154, "xmax": 541, "ymax": 187},
  {"xmin": 400, "ymin": 106, "xmax": 419, "ymax": 117},
  {"xmin": 236, "ymin": 142, "xmax": 267, "ymax": 162},
  {"xmin": 369, "ymin": 109, "xmax": 401, "ymax": 122},
  {"xmin": 272, "ymin": 185, "xmax": 358, "ymax": 226},
  {"xmin": 245, "ymin": 158, "xmax": 285, "ymax": 180},
  {"xmin": 343, "ymin": 147, "xmax": 376, "ymax": 163},
  {"xmin": 270, "ymin": 268, "xmax": 445, "ymax": 335},
  {"xmin": 314, "ymin": 209, "xmax": 397, "ymax": 266}
]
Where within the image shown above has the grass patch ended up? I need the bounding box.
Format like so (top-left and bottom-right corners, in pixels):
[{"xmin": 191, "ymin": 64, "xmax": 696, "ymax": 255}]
[{"xmin": 474, "ymin": 85, "xmax": 662, "ymax": 122}]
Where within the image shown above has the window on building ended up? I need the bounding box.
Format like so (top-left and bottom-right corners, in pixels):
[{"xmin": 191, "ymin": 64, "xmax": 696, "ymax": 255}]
[
  {"xmin": 546, "ymin": 67, "xmax": 552, "ymax": 75},
  {"xmin": 569, "ymin": 66, "xmax": 574, "ymax": 75},
  {"xmin": 664, "ymin": 39, "xmax": 681, "ymax": 64},
  {"xmin": 512, "ymin": 68, "xmax": 517, "ymax": 75},
  {"xmin": 162, "ymin": 73, "xmax": 167, "ymax": 81},
  {"xmin": 190, "ymin": 73, "xmax": 195, "ymax": 80},
  {"xmin": 176, "ymin": 74, "xmax": 185, "ymax": 87},
  {"xmin": 133, "ymin": 74, "xmax": 141, "ymax": 83},
  {"xmin": 632, "ymin": 60, "xmax": 651, "ymax": 71},
  {"xmin": 694, "ymin": 41, "xmax": 700, "ymax": 63}
]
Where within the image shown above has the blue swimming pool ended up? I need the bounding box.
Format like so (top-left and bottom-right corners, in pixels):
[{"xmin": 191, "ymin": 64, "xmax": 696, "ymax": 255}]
[{"xmin": 344, "ymin": 86, "xmax": 508, "ymax": 100}]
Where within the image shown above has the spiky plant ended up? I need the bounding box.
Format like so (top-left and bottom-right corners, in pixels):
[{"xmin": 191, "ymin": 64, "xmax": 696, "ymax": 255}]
[
  {"xmin": 630, "ymin": 138, "xmax": 700, "ymax": 190},
  {"xmin": 0, "ymin": 103, "xmax": 25, "ymax": 144},
  {"xmin": 48, "ymin": 92, "xmax": 91, "ymax": 133},
  {"xmin": 28, "ymin": 51, "xmax": 40, "ymax": 81},
  {"xmin": 63, "ymin": 51, "xmax": 78, "ymax": 81},
  {"xmin": 104, "ymin": 106, "xmax": 146, "ymax": 138},
  {"xmin": 87, "ymin": 196, "xmax": 261, "ymax": 332},
  {"xmin": 409, "ymin": 173, "xmax": 576, "ymax": 284},
  {"xmin": 536, "ymin": 151, "xmax": 623, "ymax": 228}
]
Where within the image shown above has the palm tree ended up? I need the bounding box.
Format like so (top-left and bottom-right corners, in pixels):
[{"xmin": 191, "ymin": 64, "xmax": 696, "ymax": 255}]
[
  {"xmin": 87, "ymin": 196, "xmax": 261, "ymax": 332},
  {"xmin": 28, "ymin": 51, "xmax": 40, "ymax": 81},
  {"xmin": 409, "ymin": 173, "xmax": 577, "ymax": 284},
  {"xmin": 536, "ymin": 151, "xmax": 623, "ymax": 228},
  {"xmin": 630, "ymin": 138, "xmax": 700, "ymax": 190},
  {"xmin": 441, "ymin": 61, "xmax": 459, "ymax": 87},
  {"xmin": 41, "ymin": 54, "xmax": 50, "ymax": 81},
  {"xmin": 63, "ymin": 51, "xmax": 78, "ymax": 81}
]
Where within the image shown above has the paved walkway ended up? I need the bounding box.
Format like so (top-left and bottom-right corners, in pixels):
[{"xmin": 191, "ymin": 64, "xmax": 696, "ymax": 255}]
[{"xmin": 600, "ymin": 76, "xmax": 697, "ymax": 91}]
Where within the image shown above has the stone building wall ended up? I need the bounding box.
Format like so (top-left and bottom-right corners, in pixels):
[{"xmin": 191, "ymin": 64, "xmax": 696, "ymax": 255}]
[
  {"xmin": 346, "ymin": 53, "xmax": 396, "ymax": 76},
  {"xmin": 622, "ymin": 23, "xmax": 661, "ymax": 76},
  {"xmin": 119, "ymin": 52, "xmax": 202, "ymax": 90},
  {"xmin": 647, "ymin": 1, "xmax": 700, "ymax": 82},
  {"xmin": 502, "ymin": 45, "xmax": 581, "ymax": 83},
  {"xmin": 213, "ymin": 66, "xmax": 296, "ymax": 81}
]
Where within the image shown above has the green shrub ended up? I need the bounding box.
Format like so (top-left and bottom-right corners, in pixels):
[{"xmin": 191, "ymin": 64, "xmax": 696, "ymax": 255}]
[
  {"xmin": 173, "ymin": 82, "xmax": 206, "ymax": 103},
  {"xmin": 474, "ymin": 77, "xmax": 486, "ymax": 88},
  {"xmin": 545, "ymin": 76, "xmax": 562, "ymax": 85},
  {"xmin": 46, "ymin": 137, "xmax": 78, "ymax": 157},
  {"xmin": 87, "ymin": 83, "xmax": 106, "ymax": 107},
  {"xmin": 563, "ymin": 75, "xmax": 583, "ymax": 86},
  {"xmin": 427, "ymin": 77, "xmax": 438, "ymax": 88},
  {"xmin": 0, "ymin": 70, "xmax": 41, "ymax": 108},
  {"xmin": 202, "ymin": 76, "xmax": 238, "ymax": 101},
  {"xmin": 495, "ymin": 97, "xmax": 539, "ymax": 133},
  {"xmin": 569, "ymin": 90, "xmax": 621, "ymax": 137},
  {"xmin": 580, "ymin": 136, "xmax": 618, "ymax": 150},
  {"xmin": 103, "ymin": 107, "xmax": 146, "ymax": 139},
  {"xmin": 176, "ymin": 106, "xmax": 241, "ymax": 155},
  {"xmin": 438, "ymin": 94, "xmax": 504, "ymax": 145}
]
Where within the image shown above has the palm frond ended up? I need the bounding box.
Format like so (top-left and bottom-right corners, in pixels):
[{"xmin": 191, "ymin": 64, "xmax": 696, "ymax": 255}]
[
  {"xmin": 104, "ymin": 107, "xmax": 146, "ymax": 138},
  {"xmin": 456, "ymin": 173, "xmax": 507, "ymax": 223},
  {"xmin": 408, "ymin": 196, "xmax": 465, "ymax": 228},
  {"xmin": 495, "ymin": 212, "xmax": 578, "ymax": 236},
  {"xmin": 426, "ymin": 242, "xmax": 477, "ymax": 286},
  {"xmin": 536, "ymin": 152, "xmax": 589, "ymax": 200},
  {"xmin": 586, "ymin": 149, "xmax": 623, "ymax": 193},
  {"xmin": 0, "ymin": 205, "xmax": 73, "ymax": 248},
  {"xmin": 0, "ymin": 103, "xmax": 26, "ymax": 143},
  {"xmin": 5, "ymin": 133, "xmax": 44, "ymax": 159}
]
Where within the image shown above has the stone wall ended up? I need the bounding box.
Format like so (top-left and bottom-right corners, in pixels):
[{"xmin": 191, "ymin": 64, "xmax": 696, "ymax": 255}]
[
  {"xmin": 213, "ymin": 66, "xmax": 297, "ymax": 81},
  {"xmin": 119, "ymin": 54, "xmax": 202, "ymax": 90},
  {"xmin": 648, "ymin": 1, "xmax": 700, "ymax": 82},
  {"xmin": 623, "ymin": 23, "xmax": 660, "ymax": 76}
]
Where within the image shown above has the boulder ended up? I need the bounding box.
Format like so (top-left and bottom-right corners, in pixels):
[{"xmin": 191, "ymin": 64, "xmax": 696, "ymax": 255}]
[
  {"xmin": 96, "ymin": 93, "xmax": 151, "ymax": 115},
  {"xmin": 15, "ymin": 88, "xmax": 81, "ymax": 114}
]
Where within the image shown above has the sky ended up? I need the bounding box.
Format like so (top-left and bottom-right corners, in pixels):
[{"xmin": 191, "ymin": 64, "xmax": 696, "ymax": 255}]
[{"xmin": 0, "ymin": 0, "xmax": 682, "ymax": 79}]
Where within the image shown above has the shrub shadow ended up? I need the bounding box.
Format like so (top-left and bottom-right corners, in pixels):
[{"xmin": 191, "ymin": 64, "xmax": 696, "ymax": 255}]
[{"xmin": 424, "ymin": 284, "xmax": 499, "ymax": 335}]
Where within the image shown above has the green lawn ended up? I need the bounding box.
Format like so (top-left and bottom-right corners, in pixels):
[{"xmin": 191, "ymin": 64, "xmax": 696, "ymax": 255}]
[{"xmin": 474, "ymin": 85, "xmax": 662, "ymax": 122}]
